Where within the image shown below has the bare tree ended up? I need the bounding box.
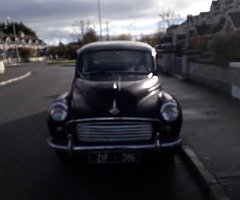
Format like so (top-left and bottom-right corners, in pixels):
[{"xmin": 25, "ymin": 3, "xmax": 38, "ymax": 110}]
[
  {"xmin": 159, "ymin": 9, "xmax": 184, "ymax": 30},
  {"xmin": 71, "ymin": 19, "xmax": 91, "ymax": 42},
  {"xmin": 79, "ymin": 20, "xmax": 91, "ymax": 39}
]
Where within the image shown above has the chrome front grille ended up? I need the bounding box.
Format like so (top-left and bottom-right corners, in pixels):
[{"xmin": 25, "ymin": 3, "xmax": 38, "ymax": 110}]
[{"xmin": 76, "ymin": 121, "xmax": 153, "ymax": 142}]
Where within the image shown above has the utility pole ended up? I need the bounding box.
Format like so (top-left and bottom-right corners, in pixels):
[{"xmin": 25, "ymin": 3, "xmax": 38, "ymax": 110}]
[
  {"xmin": 12, "ymin": 22, "xmax": 20, "ymax": 65},
  {"xmin": 97, "ymin": 0, "xmax": 103, "ymax": 41},
  {"xmin": 105, "ymin": 21, "xmax": 109, "ymax": 41},
  {"xmin": 7, "ymin": 17, "xmax": 20, "ymax": 66},
  {"xmin": 0, "ymin": 29, "xmax": 7, "ymax": 61}
]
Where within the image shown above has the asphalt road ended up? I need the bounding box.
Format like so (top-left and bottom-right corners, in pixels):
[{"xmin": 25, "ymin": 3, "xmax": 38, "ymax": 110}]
[{"xmin": 0, "ymin": 63, "xmax": 207, "ymax": 200}]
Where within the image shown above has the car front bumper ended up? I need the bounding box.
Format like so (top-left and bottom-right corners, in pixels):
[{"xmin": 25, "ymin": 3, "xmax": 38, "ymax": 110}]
[{"xmin": 47, "ymin": 134, "xmax": 182, "ymax": 153}]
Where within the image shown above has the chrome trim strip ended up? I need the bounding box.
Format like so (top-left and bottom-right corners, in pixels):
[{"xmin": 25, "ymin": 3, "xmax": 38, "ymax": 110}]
[
  {"xmin": 66, "ymin": 117, "xmax": 161, "ymax": 126},
  {"xmin": 160, "ymin": 139, "xmax": 182, "ymax": 149},
  {"xmin": 47, "ymin": 138, "xmax": 158, "ymax": 151},
  {"xmin": 109, "ymin": 99, "xmax": 119, "ymax": 115},
  {"xmin": 74, "ymin": 144, "xmax": 157, "ymax": 151},
  {"xmin": 47, "ymin": 137, "xmax": 182, "ymax": 151}
]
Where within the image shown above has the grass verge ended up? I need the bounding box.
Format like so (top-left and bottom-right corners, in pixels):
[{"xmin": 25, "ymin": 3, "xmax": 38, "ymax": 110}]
[{"xmin": 47, "ymin": 59, "xmax": 76, "ymax": 66}]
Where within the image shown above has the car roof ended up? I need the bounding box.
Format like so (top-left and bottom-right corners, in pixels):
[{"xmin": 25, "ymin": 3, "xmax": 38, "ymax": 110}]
[{"xmin": 77, "ymin": 41, "xmax": 155, "ymax": 54}]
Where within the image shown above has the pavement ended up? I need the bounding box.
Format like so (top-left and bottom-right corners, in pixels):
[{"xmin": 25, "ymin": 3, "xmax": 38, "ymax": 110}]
[
  {"xmin": 1, "ymin": 64, "xmax": 239, "ymax": 200},
  {"xmin": 161, "ymin": 74, "xmax": 240, "ymax": 200}
]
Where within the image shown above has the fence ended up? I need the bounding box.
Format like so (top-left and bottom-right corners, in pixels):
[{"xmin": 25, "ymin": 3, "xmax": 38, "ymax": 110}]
[
  {"xmin": 157, "ymin": 53, "xmax": 182, "ymax": 77},
  {"xmin": 157, "ymin": 52, "xmax": 240, "ymax": 99}
]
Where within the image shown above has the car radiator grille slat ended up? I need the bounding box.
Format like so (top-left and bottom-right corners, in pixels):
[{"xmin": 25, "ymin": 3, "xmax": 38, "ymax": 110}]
[{"xmin": 76, "ymin": 121, "xmax": 153, "ymax": 142}]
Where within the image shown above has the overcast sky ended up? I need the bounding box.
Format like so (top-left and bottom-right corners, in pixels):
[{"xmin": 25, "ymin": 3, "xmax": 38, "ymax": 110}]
[{"xmin": 0, "ymin": 0, "xmax": 212, "ymax": 44}]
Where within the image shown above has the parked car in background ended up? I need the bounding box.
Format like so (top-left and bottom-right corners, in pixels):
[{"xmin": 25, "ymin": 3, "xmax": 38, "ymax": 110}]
[{"xmin": 47, "ymin": 41, "xmax": 182, "ymax": 164}]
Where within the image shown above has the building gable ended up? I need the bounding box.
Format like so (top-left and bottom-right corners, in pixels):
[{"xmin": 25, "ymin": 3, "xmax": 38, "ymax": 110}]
[
  {"xmin": 222, "ymin": 12, "xmax": 240, "ymax": 32},
  {"xmin": 229, "ymin": 11, "xmax": 240, "ymax": 28},
  {"xmin": 224, "ymin": 19, "xmax": 235, "ymax": 32}
]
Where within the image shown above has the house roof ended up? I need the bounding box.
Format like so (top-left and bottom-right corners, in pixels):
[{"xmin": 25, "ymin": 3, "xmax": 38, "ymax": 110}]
[
  {"xmin": 209, "ymin": 17, "xmax": 226, "ymax": 33},
  {"xmin": 211, "ymin": 0, "xmax": 220, "ymax": 8},
  {"xmin": 2, "ymin": 34, "xmax": 42, "ymax": 42},
  {"xmin": 195, "ymin": 16, "xmax": 226, "ymax": 36},
  {"xmin": 166, "ymin": 25, "xmax": 179, "ymax": 32},
  {"xmin": 212, "ymin": 0, "xmax": 220, "ymax": 6},
  {"xmin": 196, "ymin": 24, "xmax": 212, "ymax": 36},
  {"xmin": 200, "ymin": 12, "xmax": 210, "ymax": 16},
  {"xmin": 229, "ymin": 12, "xmax": 240, "ymax": 28}
]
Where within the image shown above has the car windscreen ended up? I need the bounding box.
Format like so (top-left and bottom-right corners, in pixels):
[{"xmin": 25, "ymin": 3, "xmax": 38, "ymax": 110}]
[{"xmin": 78, "ymin": 50, "xmax": 154, "ymax": 74}]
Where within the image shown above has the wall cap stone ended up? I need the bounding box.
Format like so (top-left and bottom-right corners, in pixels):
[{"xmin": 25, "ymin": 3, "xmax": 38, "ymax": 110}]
[
  {"xmin": 229, "ymin": 62, "xmax": 240, "ymax": 68},
  {"xmin": 0, "ymin": 60, "xmax": 5, "ymax": 74}
]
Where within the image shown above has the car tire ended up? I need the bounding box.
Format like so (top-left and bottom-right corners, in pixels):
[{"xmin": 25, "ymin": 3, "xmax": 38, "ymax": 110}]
[
  {"xmin": 55, "ymin": 151, "xmax": 89, "ymax": 168},
  {"xmin": 155, "ymin": 149, "xmax": 179, "ymax": 165},
  {"xmin": 55, "ymin": 150, "xmax": 73, "ymax": 164},
  {"xmin": 162, "ymin": 152, "xmax": 176, "ymax": 163}
]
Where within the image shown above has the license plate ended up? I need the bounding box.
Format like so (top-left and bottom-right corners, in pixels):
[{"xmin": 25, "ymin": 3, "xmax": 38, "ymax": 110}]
[{"xmin": 88, "ymin": 151, "xmax": 141, "ymax": 164}]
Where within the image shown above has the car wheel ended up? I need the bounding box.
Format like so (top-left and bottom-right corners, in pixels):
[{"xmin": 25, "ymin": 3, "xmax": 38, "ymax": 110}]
[
  {"xmin": 55, "ymin": 150, "xmax": 73, "ymax": 164},
  {"xmin": 154, "ymin": 149, "xmax": 179, "ymax": 166},
  {"xmin": 55, "ymin": 151, "xmax": 89, "ymax": 167},
  {"xmin": 162, "ymin": 151, "xmax": 176, "ymax": 162}
]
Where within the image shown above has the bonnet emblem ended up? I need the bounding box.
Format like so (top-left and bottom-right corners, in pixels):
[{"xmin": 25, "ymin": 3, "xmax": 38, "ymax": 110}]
[{"xmin": 109, "ymin": 99, "xmax": 119, "ymax": 115}]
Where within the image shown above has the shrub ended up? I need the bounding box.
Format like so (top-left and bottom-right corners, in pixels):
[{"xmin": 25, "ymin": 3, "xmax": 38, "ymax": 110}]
[
  {"xmin": 197, "ymin": 42, "xmax": 208, "ymax": 53},
  {"xmin": 19, "ymin": 47, "xmax": 37, "ymax": 61},
  {"xmin": 66, "ymin": 44, "xmax": 80, "ymax": 59},
  {"xmin": 208, "ymin": 33, "xmax": 240, "ymax": 62}
]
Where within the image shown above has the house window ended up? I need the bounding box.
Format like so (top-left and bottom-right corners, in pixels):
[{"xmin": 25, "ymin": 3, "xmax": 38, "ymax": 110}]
[
  {"xmin": 15, "ymin": 38, "xmax": 20, "ymax": 45},
  {"xmin": 6, "ymin": 37, "xmax": 11, "ymax": 44},
  {"xmin": 28, "ymin": 39, "xmax": 33, "ymax": 45},
  {"xmin": 21, "ymin": 39, "xmax": 26, "ymax": 45},
  {"xmin": 189, "ymin": 30, "xmax": 194, "ymax": 37}
]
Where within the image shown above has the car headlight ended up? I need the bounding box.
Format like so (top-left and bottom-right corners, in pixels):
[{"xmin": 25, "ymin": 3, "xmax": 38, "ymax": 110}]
[
  {"xmin": 160, "ymin": 102, "xmax": 179, "ymax": 122},
  {"xmin": 49, "ymin": 102, "xmax": 68, "ymax": 122}
]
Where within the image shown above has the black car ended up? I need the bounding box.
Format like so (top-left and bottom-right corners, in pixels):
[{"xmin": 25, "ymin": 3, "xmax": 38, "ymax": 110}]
[{"xmin": 47, "ymin": 41, "xmax": 182, "ymax": 164}]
